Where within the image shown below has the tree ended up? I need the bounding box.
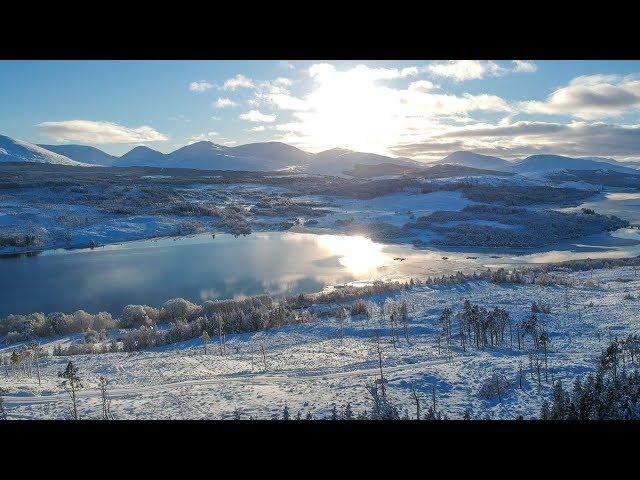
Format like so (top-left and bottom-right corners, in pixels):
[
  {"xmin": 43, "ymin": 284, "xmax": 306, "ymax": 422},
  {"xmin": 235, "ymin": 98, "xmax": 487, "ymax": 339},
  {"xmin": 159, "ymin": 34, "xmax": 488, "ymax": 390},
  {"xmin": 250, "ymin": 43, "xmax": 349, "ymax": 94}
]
[
  {"xmin": 201, "ymin": 331, "xmax": 210, "ymax": 354},
  {"xmin": 30, "ymin": 342, "xmax": 42, "ymax": 386},
  {"xmin": 282, "ymin": 404, "xmax": 290, "ymax": 420},
  {"xmin": 410, "ymin": 380, "xmax": 421, "ymax": 420},
  {"xmin": 399, "ymin": 300, "xmax": 410, "ymax": 344},
  {"xmin": 261, "ymin": 342, "xmax": 267, "ymax": 371},
  {"xmin": 99, "ymin": 376, "xmax": 112, "ymax": 420},
  {"xmin": 373, "ymin": 329, "xmax": 386, "ymax": 398},
  {"xmin": 58, "ymin": 361, "xmax": 82, "ymax": 420},
  {"xmin": 0, "ymin": 391, "xmax": 6, "ymax": 420},
  {"xmin": 216, "ymin": 316, "xmax": 226, "ymax": 355}
]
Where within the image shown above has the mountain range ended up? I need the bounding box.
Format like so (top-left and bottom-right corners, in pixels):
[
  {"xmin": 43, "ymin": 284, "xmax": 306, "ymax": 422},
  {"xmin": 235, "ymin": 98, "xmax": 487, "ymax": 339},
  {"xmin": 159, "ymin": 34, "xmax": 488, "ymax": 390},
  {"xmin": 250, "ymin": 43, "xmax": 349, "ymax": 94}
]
[{"xmin": 0, "ymin": 133, "xmax": 638, "ymax": 176}]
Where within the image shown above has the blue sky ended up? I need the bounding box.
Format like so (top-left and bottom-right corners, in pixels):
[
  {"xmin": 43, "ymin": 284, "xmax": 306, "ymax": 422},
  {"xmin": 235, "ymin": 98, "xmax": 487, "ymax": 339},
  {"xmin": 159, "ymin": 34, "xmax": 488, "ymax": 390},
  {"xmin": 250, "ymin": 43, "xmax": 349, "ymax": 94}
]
[{"xmin": 2, "ymin": 60, "xmax": 640, "ymax": 161}]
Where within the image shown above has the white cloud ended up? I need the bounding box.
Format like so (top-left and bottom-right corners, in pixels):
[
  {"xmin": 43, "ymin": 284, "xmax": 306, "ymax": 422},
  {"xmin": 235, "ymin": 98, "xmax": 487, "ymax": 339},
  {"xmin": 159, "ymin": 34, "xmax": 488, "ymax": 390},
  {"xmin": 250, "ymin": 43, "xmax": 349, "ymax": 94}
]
[
  {"xmin": 427, "ymin": 60, "xmax": 506, "ymax": 81},
  {"xmin": 391, "ymin": 120, "xmax": 640, "ymax": 161},
  {"xmin": 239, "ymin": 110, "xmax": 277, "ymax": 122},
  {"xmin": 512, "ymin": 60, "xmax": 538, "ymax": 73},
  {"xmin": 265, "ymin": 63, "xmax": 511, "ymax": 154},
  {"xmin": 214, "ymin": 97, "xmax": 237, "ymax": 108},
  {"xmin": 186, "ymin": 131, "xmax": 220, "ymax": 144},
  {"xmin": 35, "ymin": 120, "xmax": 167, "ymax": 144},
  {"xmin": 249, "ymin": 125, "xmax": 266, "ymax": 132},
  {"xmin": 222, "ymin": 74, "xmax": 254, "ymax": 91},
  {"xmin": 168, "ymin": 114, "xmax": 190, "ymax": 122},
  {"xmin": 274, "ymin": 77, "xmax": 292, "ymax": 86},
  {"xmin": 189, "ymin": 80, "xmax": 213, "ymax": 92},
  {"xmin": 520, "ymin": 74, "xmax": 640, "ymax": 119}
]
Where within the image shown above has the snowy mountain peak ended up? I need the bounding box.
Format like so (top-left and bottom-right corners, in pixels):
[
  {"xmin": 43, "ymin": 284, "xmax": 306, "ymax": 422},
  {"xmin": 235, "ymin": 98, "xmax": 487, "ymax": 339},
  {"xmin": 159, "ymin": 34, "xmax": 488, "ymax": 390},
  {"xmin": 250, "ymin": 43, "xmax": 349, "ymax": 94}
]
[{"xmin": 0, "ymin": 135, "xmax": 85, "ymax": 166}]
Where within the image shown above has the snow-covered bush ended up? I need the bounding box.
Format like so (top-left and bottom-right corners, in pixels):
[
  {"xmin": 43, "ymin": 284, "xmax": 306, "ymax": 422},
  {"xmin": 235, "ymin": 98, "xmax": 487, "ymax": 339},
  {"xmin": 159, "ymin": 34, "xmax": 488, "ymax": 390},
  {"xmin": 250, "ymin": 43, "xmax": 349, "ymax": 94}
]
[
  {"xmin": 120, "ymin": 305, "xmax": 160, "ymax": 328},
  {"xmin": 160, "ymin": 298, "xmax": 201, "ymax": 322},
  {"xmin": 0, "ymin": 310, "xmax": 115, "ymax": 341},
  {"xmin": 478, "ymin": 373, "xmax": 511, "ymax": 400}
]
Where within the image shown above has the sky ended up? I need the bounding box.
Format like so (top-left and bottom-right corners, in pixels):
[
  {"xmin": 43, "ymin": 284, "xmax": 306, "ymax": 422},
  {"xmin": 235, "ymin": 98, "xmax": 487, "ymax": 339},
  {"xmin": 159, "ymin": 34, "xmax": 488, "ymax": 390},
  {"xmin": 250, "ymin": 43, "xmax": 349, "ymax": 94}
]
[{"xmin": 2, "ymin": 60, "xmax": 640, "ymax": 162}]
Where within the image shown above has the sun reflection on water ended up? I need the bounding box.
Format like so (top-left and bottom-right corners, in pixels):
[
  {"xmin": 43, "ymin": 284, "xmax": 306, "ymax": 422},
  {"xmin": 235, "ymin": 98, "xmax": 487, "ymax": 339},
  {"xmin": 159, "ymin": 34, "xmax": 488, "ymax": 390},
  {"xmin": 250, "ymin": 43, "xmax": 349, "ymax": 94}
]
[{"xmin": 314, "ymin": 234, "xmax": 390, "ymax": 276}]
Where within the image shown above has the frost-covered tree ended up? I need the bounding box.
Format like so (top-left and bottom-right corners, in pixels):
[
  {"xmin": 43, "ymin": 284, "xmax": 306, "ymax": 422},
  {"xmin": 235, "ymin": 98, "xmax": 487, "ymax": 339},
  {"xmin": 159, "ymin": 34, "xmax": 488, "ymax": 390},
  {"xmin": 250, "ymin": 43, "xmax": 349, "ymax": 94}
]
[
  {"xmin": 0, "ymin": 390, "xmax": 6, "ymax": 420},
  {"xmin": 201, "ymin": 331, "xmax": 210, "ymax": 354},
  {"xmin": 58, "ymin": 361, "xmax": 82, "ymax": 420},
  {"xmin": 99, "ymin": 376, "xmax": 112, "ymax": 420}
]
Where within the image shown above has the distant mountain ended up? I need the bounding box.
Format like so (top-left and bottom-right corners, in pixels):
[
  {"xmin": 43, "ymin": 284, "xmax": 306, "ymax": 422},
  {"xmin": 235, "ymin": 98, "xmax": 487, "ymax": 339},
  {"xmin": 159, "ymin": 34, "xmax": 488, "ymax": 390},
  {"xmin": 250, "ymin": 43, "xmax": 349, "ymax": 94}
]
[
  {"xmin": 305, "ymin": 148, "xmax": 420, "ymax": 174},
  {"xmin": 38, "ymin": 144, "xmax": 117, "ymax": 166},
  {"xmin": 514, "ymin": 154, "xmax": 638, "ymax": 174},
  {"xmin": 159, "ymin": 141, "xmax": 256, "ymax": 170},
  {"xmin": 117, "ymin": 146, "xmax": 166, "ymax": 166},
  {"xmin": 437, "ymin": 151, "xmax": 514, "ymax": 172},
  {"xmin": 0, "ymin": 135, "xmax": 84, "ymax": 166},
  {"xmin": 227, "ymin": 142, "xmax": 312, "ymax": 167}
]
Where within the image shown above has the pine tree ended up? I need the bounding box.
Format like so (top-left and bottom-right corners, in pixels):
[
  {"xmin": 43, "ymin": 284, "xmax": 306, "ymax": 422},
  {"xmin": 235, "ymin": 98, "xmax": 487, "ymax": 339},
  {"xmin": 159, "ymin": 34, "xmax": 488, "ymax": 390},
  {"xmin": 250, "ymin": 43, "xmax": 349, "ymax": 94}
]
[{"xmin": 58, "ymin": 361, "xmax": 82, "ymax": 420}]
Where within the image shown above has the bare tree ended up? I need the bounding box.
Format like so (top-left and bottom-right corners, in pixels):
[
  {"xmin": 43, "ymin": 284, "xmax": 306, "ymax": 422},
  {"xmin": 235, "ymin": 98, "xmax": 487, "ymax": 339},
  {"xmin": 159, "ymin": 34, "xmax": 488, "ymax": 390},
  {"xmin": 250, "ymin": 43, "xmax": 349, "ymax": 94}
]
[
  {"xmin": 216, "ymin": 316, "xmax": 226, "ymax": 355},
  {"xmin": 400, "ymin": 301, "xmax": 410, "ymax": 344},
  {"xmin": 261, "ymin": 342, "xmax": 267, "ymax": 371},
  {"xmin": 99, "ymin": 376, "xmax": 113, "ymax": 420},
  {"xmin": 201, "ymin": 331, "xmax": 210, "ymax": 355},
  {"xmin": 431, "ymin": 385, "xmax": 437, "ymax": 411},
  {"xmin": 58, "ymin": 361, "xmax": 82, "ymax": 420},
  {"xmin": 0, "ymin": 390, "xmax": 6, "ymax": 420},
  {"xmin": 410, "ymin": 380, "xmax": 421, "ymax": 420},
  {"xmin": 31, "ymin": 343, "xmax": 42, "ymax": 386},
  {"xmin": 373, "ymin": 329, "xmax": 386, "ymax": 398}
]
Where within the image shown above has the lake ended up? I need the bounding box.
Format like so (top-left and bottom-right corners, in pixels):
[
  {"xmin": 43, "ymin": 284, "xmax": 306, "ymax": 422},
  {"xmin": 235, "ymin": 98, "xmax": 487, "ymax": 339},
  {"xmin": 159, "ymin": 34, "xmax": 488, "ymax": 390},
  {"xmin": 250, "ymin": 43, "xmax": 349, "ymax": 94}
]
[{"xmin": 2, "ymin": 222, "xmax": 640, "ymax": 318}]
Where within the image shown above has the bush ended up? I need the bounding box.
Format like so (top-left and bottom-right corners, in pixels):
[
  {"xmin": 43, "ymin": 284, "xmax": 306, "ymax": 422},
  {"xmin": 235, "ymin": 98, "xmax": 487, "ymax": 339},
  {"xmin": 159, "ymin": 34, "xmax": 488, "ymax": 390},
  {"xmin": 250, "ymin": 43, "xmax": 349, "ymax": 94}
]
[{"xmin": 120, "ymin": 305, "xmax": 160, "ymax": 328}]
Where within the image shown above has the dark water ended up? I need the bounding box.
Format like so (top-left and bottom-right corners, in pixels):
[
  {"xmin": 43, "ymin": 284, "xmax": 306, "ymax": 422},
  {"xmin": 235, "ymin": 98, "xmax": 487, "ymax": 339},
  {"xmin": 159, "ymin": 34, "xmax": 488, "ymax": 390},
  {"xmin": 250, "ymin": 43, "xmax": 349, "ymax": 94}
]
[
  {"xmin": 2, "ymin": 222, "xmax": 640, "ymax": 318},
  {"xmin": 0, "ymin": 232, "xmax": 422, "ymax": 317}
]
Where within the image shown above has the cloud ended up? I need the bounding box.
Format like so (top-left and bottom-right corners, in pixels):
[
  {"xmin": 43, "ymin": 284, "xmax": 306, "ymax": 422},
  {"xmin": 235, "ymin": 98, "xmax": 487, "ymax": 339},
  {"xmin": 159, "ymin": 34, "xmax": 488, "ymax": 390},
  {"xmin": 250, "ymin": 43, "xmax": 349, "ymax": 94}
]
[
  {"xmin": 168, "ymin": 114, "xmax": 190, "ymax": 122},
  {"xmin": 222, "ymin": 74, "xmax": 254, "ymax": 91},
  {"xmin": 512, "ymin": 60, "xmax": 537, "ymax": 73},
  {"xmin": 189, "ymin": 80, "xmax": 213, "ymax": 92},
  {"xmin": 390, "ymin": 120, "xmax": 640, "ymax": 161},
  {"xmin": 280, "ymin": 61, "xmax": 295, "ymax": 70},
  {"xmin": 274, "ymin": 77, "xmax": 292, "ymax": 86},
  {"xmin": 186, "ymin": 131, "xmax": 220, "ymax": 144},
  {"xmin": 258, "ymin": 63, "xmax": 512, "ymax": 154},
  {"xmin": 239, "ymin": 110, "xmax": 277, "ymax": 122},
  {"xmin": 214, "ymin": 97, "xmax": 237, "ymax": 108},
  {"xmin": 35, "ymin": 120, "xmax": 167, "ymax": 144},
  {"xmin": 249, "ymin": 125, "xmax": 267, "ymax": 132},
  {"xmin": 520, "ymin": 74, "xmax": 640, "ymax": 119},
  {"xmin": 427, "ymin": 60, "xmax": 506, "ymax": 81}
]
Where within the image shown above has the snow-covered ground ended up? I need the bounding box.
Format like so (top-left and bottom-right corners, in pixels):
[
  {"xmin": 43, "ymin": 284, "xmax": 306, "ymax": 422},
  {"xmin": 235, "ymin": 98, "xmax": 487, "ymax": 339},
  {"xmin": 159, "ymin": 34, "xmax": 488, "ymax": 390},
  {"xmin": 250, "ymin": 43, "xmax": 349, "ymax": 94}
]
[{"xmin": 2, "ymin": 266, "xmax": 639, "ymax": 420}]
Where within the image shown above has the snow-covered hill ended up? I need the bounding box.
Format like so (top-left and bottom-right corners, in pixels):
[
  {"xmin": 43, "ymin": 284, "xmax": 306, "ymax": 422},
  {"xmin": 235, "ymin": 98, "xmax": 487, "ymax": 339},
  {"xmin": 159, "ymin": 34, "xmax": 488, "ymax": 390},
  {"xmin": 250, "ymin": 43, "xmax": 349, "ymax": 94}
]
[
  {"xmin": 0, "ymin": 135, "xmax": 85, "ymax": 166},
  {"xmin": 116, "ymin": 145, "xmax": 166, "ymax": 166},
  {"xmin": 513, "ymin": 154, "xmax": 638, "ymax": 175},
  {"xmin": 38, "ymin": 144, "xmax": 118, "ymax": 166},
  {"xmin": 437, "ymin": 151, "xmax": 514, "ymax": 172}
]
